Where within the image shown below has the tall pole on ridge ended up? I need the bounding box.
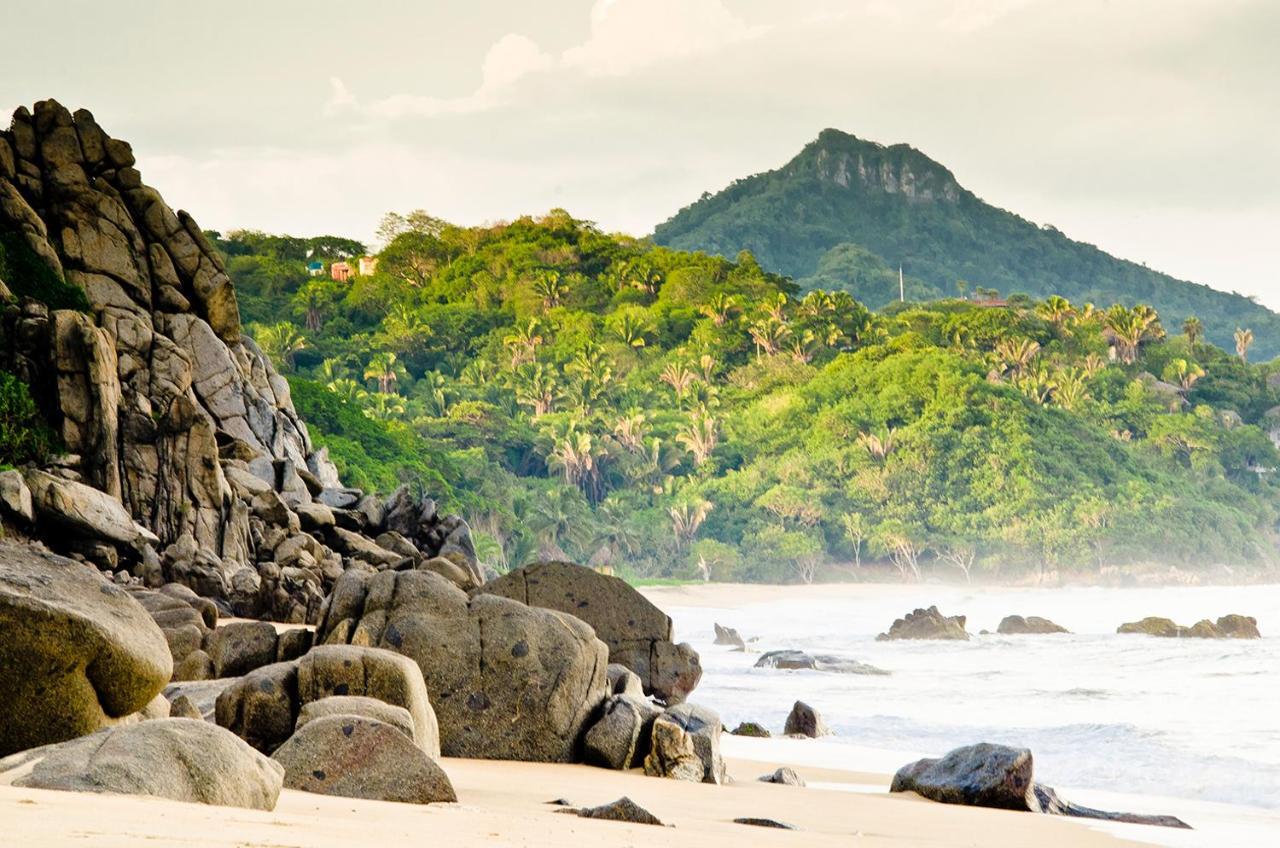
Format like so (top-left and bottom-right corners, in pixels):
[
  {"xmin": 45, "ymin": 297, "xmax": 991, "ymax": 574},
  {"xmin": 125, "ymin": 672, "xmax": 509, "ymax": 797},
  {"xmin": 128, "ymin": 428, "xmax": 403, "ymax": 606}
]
[{"xmin": 899, "ymin": 266, "xmax": 905, "ymax": 302}]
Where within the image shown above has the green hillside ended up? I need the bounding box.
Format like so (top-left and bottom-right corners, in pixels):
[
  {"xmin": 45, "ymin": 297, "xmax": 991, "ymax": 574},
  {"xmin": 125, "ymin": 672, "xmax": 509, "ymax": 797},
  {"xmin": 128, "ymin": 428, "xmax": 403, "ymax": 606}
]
[
  {"xmin": 202, "ymin": 213, "xmax": 1280, "ymax": 583},
  {"xmin": 653, "ymin": 129, "xmax": 1280, "ymax": 359}
]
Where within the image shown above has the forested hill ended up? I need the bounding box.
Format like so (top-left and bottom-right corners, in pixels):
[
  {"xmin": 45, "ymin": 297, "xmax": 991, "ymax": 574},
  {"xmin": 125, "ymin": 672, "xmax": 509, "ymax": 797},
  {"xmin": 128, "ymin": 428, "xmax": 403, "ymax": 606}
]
[
  {"xmin": 652, "ymin": 128, "xmax": 1280, "ymax": 359},
  {"xmin": 157, "ymin": 213, "xmax": 1280, "ymax": 585}
]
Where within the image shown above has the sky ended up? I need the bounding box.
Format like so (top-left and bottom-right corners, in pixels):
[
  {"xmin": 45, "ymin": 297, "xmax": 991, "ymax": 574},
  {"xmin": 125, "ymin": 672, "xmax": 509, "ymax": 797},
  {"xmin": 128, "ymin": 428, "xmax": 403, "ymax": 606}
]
[{"xmin": 3, "ymin": 0, "xmax": 1279, "ymax": 306}]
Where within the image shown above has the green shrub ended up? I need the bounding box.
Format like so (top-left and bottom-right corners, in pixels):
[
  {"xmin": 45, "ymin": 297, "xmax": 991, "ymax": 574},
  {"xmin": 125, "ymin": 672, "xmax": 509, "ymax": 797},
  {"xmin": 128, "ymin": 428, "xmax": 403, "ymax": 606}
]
[
  {"xmin": 0, "ymin": 230, "xmax": 90, "ymax": 311},
  {"xmin": 0, "ymin": 370, "xmax": 57, "ymax": 466}
]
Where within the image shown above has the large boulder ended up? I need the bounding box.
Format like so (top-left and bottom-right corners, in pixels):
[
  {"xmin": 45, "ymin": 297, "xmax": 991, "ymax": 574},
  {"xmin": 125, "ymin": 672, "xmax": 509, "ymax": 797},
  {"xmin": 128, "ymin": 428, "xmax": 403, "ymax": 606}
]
[
  {"xmin": 754, "ymin": 649, "xmax": 888, "ymax": 675},
  {"xmin": 483, "ymin": 560, "xmax": 701, "ymax": 703},
  {"xmin": 296, "ymin": 696, "xmax": 416, "ymax": 741},
  {"xmin": 644, "ymin": 703, "xmax": 725, "ymax": 784},
  {"xmin": 997, "ymin": 615, "xmax": 1069, "ymax": 635},
  {"xmin": 23, "ymin": 469, "xmax": 157, "ymax": 549},
  {"xmin": 1216, "ymin": 614, "xmax": 1261, "ymax": 639},
  {"xmin": 1119, "ymin": 614, "xmax": 1260, "ymax": 639},
  {"xmin": 877, "ymin": 606, "xmax": 969, "ymax": 641},
  {"xmin": 0, "ymin": 718, "xmax": 283, "ymax": 810},
  {"xmin": 0, "ymin": 542, "xmax": 171, "ymax": 756},
  {"xmin": 891, "ymin": 743, "xmax": 1189, "ymax": 828},
  {"xmin": 316, "ymin": 568, "xmax": 607, "ymax": 762},
  {"xmin": 583, "ymin": 694, "xmax": 662, "ymax": 770},
  {"xmin": 1117, "ymin": 617, "xmax": 1182, "ymax": 637},
  {"xmin": 713, "ymin": 623, "xmax": 745, "ymax": 648},
  {"xmin": 271, "ymin": 714, "xmax": 455, "ymax": 804},
  {"xmin": 215, "ymin": 644, "xmax": 440, "ymax": 757}
]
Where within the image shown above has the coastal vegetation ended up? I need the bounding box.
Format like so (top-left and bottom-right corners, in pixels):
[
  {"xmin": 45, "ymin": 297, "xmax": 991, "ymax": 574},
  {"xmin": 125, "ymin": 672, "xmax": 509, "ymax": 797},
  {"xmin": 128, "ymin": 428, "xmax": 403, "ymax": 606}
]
[{"xmin": 208, "ymin": 212, "xmax": 1280, "ymax": 583}]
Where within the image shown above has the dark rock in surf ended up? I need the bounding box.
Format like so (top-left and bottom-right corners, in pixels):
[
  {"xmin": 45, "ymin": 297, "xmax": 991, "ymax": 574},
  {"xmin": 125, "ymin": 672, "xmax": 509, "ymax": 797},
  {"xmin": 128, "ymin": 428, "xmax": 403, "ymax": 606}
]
[
  {"xmin": 754, "ymin": 649, "xmax": 888, "ymax": 675},
  {"xmin": 784, "ymin": 700, "xmax": 830, "ymax": 738},
  {"xmin": 997, "ymin": 615, "xmax": 1069, "ymax": 635},
  {"xmin": 877, "ymin": 606, "xmax": 969, "ymax": 641}
]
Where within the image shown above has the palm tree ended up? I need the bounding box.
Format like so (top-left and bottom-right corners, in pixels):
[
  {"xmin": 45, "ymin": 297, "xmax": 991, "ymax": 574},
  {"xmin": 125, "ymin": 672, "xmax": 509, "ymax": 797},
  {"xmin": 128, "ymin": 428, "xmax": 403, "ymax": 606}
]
[
  {"xmin": 326, "ymin": 377, "xmax": 366, "ymax": 404},
  {"xmin": 660, "ymin": 362, "xmax": 698, "ymax": 403},
  {"xmin": 748, "ymin": 316, "xmax": 791, "ymax": 357},
  {"xmin": 994, "ymin": 337, "xmax": 1041, "ymax": 377},
  {"xmin": 613, "ymin": 412, "xmax": 648, "ymax": 452},
  {"xmin": 363, "ymin": 392, "xmax": 406, "ymax": 421},
  {"xmin": 788, "ymin": 329, "xmax": 818, "ymax": 364},
  {"xmin": 546, "ymin": 429, "xmax": 601, "ymax": 500},
  {"xmin": 669, "ymin": 500, "xmax": 712, "ymax": 552},
  {"xmin": 1182, "ymin": 316, "xmax": 1205, "ymax": 345},
  {"xmin": 420, "ymin": 371, "xmax": 449, "ymax": 417},
  {"xmin": 513, "ymin": 363, "xmax": 559, "ymax": 417},
  {"xmin": 1015, "ymin": 363, "xmax": 1054, "ymax": 405},
  {"xmin": 628, "ymin": 437, "xmax": 680, "ymax": 494},
  {"xmin": 1104, "ymin": 304, "xmax": 1160, "ymax": 365},
  {"xmin": 527, "ymin": 487, "xmax": 594, "ymax": 560},
  {"xmin": 697, "ymin": 354, "xmax": 717, "ymax": 383},
  {"xmin": 1235, "ymin": 327, "xmax": 1254, "ymax": 363},
  {"xmin": 1035, "ymin": 295, "xmax": 1075, "ymax": 328},
  {"xmin": 254, "ymin": 322, "xmax": 308, "ymax": 372},
  {"xmin": 677, "ymin": 414, "xmax": 718, "ymax": 466},
  {"xmin": 319, "ymin": 357, "xmax": 348, "ymax": 383},
  {"xmin": 610, "ymin": 313, "xmax": 650, "ymax": 349},
  {"xmin": 1081, "ymin": 352, "xmax": 1108, "ymax": 378},
  {"xmin": 532, "ymin": 270, "xmax": 568, "ymax": 310},
  {"xmin": 857, "ymin": 428, "xmax": 896, "ymax": 461},
  {"xmin": 1163, "ymin": 358, "xmax": 1205, "ymax": 392},
  {"xmin": 700, "ymin": 293, "xmax": 740, "ymax": 326},
  {"xmin": 1050, "ymin": 367, "xmax": 1090, "ymax": 411},
  {"xmin": 363, "ymin": 352, "xmax": 407, "ymax": 394},
  {"xmin": 624, "ymin": 261, "xmax": 662, "ymax": 298},
  {"xmin": 502, "ymin": 319, "xmax": 544, "ymax": 368}
]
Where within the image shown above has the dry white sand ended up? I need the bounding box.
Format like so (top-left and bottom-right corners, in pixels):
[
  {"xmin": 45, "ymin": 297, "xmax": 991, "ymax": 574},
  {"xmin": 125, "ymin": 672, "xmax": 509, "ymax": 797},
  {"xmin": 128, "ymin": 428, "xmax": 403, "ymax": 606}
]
[{"xmin": 0, "ymin": 751, "xmax": 1143, "ymax": 847}]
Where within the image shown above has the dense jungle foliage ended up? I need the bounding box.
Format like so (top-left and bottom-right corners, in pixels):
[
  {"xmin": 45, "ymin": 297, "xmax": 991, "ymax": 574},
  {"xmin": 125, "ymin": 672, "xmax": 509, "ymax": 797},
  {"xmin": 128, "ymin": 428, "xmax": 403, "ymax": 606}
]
[{"xmin": 212, "ymin": 211, "xmax": 1280, "ymax": 582}]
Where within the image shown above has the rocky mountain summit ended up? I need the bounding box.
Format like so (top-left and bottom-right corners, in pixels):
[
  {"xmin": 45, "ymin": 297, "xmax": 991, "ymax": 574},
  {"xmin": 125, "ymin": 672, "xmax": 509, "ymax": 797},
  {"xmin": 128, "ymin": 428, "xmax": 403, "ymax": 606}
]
[{"xmin": 0, "ymin": 100, "xmax": 709, "ymax": 809}]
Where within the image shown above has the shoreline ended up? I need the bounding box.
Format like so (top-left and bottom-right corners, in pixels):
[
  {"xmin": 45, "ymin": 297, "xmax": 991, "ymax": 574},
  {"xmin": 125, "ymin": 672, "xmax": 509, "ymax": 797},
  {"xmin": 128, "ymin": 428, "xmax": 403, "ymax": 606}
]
[{"xmin": 0, "ymin": 747, "xmax": 1146, "ymax": 848}]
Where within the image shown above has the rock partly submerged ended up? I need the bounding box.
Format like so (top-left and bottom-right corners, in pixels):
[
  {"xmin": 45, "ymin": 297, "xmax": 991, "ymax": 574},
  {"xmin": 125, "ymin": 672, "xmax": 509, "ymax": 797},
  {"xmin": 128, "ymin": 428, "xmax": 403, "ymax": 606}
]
[
  {"xmin": 996, "ymin": 615, "xmax": 1069, "ymax": 635},
  {"xmin": 1118, "ymin": 614, "xmax": 1260, "ymax": 639},
  {"xmin": 878, "ymin": 606, "xmax": 969, "ymax": 641},
  {"xmin": 754, "ymin": 649, "xmax": 888, "ymax": 675},
  {"xmin": 891, "ymin": 743, "xmax": 1190, "ymax": 829}
]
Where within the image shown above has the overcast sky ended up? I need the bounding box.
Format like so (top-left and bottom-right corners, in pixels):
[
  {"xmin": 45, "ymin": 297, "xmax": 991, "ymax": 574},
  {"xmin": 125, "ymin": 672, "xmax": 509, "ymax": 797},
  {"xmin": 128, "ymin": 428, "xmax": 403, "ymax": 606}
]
[{"xmin": 4, "ymin": 1, "xmax": 1278, "ymax": 305}]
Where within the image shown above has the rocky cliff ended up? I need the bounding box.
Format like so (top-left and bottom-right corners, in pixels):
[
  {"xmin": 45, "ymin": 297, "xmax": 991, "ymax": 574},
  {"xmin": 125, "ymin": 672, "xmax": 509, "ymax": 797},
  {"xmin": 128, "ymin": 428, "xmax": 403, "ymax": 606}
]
[{"xmin": 0, "ymin": 100, "xmax": 473, "ymax": 621}]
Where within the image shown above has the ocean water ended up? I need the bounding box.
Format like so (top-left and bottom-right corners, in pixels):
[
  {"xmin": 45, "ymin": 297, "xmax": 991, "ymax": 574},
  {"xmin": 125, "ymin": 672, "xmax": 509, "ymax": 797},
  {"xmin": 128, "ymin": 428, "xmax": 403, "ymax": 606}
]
[{"xmin": 648, "ymin": 582, "xmax": 1280, "ymax": 844}]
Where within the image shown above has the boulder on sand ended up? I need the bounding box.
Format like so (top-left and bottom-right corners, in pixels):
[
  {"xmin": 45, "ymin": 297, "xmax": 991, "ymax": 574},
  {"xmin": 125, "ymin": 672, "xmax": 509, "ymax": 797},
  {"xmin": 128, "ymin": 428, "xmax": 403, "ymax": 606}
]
[
  {"xmin": 482, "ymin": 560, "xmax": 701, "ymax": 704},
  {"xmin": 296, "ymin": 696, "xmax": 416, "ymax": 741},
  {"xmin": 582, "ymin": 694, "xmax": 662, "ymax": 770},
  {"xmin": 316, "ymin": 568, "xmax": 607, "ymax": 762},
  {"xmin": 997, "ymin": 615, "xmax": 1069, "ymax": 635},
  {"xmin": 0, "ymin": 718, "xmax": 283, "ymax": 810},
  {"xmin": 216, "ymin": 644, "xmax": 441, "ymax": 757},
  {"xmin": 784, "ymin": 700, "xmax": 830, "ymax": 738},
  {"xmin": 877, "ymin": 606, "xmax": 969, "ymax": 641},
  {"xmin": 564, "ymin": 796, "xmax": 665, "ymax": 825},
  {"xmin": 0, "ymin": 542, "xmax": 171, "ymax": 756},
  {"xmin": 271, "ymin": 714, "xmax": 455, "ymax": 804},
  {"xmin": 891, "ymin": 742, "xmax": 1189, "ymax": 829},
  {"xmin": 731, "ymin": 721, "xmax": 771, "ymax": 738},
  {"xmin": 644, "ymin": 703, "xmax": 725, "ymax": 784},
  {"xmin": 759, "ymin": 766, "xmax": 805, "ymax": 786}
]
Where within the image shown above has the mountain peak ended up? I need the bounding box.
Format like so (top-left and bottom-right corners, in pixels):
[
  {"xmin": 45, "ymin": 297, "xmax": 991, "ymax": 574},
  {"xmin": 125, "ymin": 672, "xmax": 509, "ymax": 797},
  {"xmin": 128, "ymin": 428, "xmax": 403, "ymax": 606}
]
[{"xmin": 797, "ymin": 128, "xmax": 962, "ymax": 204}]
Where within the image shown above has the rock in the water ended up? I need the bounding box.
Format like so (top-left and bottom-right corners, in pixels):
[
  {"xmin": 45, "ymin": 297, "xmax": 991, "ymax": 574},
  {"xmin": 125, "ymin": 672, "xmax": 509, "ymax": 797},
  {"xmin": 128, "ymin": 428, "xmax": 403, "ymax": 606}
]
[
  {"xmin": 784, "ymin": 700, "xmax": 830, "ymax": 738},
  {"xmin": 1216, "ymin": 614, "xmax": 1261, "ymax": 639},
  {"xmin": 0, "ymin": 542, "xmax": 171, "ymax": 756},
  {"xmin": 644, "ymin": 703, "xmax": 725, "ymax": 783},
  {"xmin": 713, "ymin": 622, "xmax": 746, "ymax": 649},
  {"xmin": 754, "ymin": 649, "xmax": 888, "ymax": 675},
  {"xmin": 315, "ymin": 568, "xmax": 607, "ymax": 762},
  {"xmin": 731, "ymin": 721, "xmax": 771, "ymax": 738},
  {"xmin": 997, "ymin": 615, "xmax": 1069, "ymax": 635},
  {"xmin": 891, "ymin": 743, "xmax": 1189, "ymax": 829},
  {"xmin": 296, "ymin": 696, "xmax": 417, "ymax": 742},
  {"xmin": 482, "ymin": 560, "xmax": 701, "ymax": 703},
  {"xmin": 877, "ymin": 606, "xmax": 969, "ymax": 641},
  {"xmin": 583, "ymin": 694, "xmax": 662, "ymax": 770},
  {"xmin": 271, "ymin": 715, "xmax": 455, "ymax": 804},
  {"xmin": 759, "ymin": 766, "xmax": 805, "ymax": 786},
  {"xmin": 0, "ymin": 718, "xmax": 282, "ymax": 810},
  {"xmin": 1119, "ymin": 614, "xmax": 1260, "ymax": 639},
  {"xmin": 1117, "ymin": 617, "xmax": 1183, "ymax": 637},
  {"xmin": 568, "ymin": 796, "xmax": 664, "ymax": 826}
]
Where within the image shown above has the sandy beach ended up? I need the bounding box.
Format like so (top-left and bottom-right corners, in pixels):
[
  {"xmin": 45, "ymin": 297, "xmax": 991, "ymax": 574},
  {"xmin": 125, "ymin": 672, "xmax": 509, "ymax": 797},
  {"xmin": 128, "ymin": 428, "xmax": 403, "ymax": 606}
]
[{"xmin": 0, "ymin": 748, "xmax": 1142, "ymax": 848}]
